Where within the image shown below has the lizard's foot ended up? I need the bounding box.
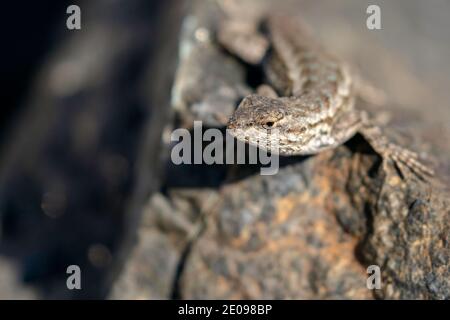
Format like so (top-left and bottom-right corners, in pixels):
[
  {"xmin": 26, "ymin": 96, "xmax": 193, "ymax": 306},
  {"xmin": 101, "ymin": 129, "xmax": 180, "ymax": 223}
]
[
  {"xmin": 359, "ymin": 118, "xmax": 434, "ymax": 180},
  {"xmin": 383, "ymin": 142, "xmax": 435, "ymax": 179}
]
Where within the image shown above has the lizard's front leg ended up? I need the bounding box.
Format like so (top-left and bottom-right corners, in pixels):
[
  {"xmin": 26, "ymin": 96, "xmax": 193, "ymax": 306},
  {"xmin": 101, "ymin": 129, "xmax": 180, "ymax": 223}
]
[{"xmin": 358, "ymin": 111, "xmax": 434, "ymax": 179}]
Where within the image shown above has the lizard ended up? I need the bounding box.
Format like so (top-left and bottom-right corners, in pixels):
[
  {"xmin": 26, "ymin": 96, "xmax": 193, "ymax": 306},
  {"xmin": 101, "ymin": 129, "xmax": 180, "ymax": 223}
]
[{"xmin": 219, "ymin": 14, "xmax": 434, "ymax": 179}]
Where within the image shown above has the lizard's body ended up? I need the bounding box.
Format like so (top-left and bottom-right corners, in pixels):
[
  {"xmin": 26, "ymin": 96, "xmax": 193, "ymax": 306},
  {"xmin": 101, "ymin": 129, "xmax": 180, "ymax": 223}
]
[{"xmin": 221, "ymin": 15, "xmax": 433, "ymax": 178}]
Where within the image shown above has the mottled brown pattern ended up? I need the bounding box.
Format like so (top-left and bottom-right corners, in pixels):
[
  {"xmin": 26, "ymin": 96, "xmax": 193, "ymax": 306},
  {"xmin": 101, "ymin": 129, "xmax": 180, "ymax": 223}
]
[
  {"xmin": 180, "ymin": 152, "xmax": 373, "ymax": 299},
  {"xmin": 221, "ymin": 14, "xmax": 434, "ymax": 177}
]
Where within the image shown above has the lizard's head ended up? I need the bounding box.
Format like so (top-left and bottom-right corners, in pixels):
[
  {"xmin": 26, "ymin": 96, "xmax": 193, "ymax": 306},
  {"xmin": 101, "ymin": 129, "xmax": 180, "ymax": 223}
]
[{"xmin": 227, "ymin": 94, "xmax": 313, "ymax": 155}]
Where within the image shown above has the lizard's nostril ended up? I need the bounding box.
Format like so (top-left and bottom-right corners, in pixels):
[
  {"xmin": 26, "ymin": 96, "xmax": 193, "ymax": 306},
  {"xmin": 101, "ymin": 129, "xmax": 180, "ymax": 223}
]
[{"xmin": 262, "ymin": 121, "xmax": 275, "ymax": 130}]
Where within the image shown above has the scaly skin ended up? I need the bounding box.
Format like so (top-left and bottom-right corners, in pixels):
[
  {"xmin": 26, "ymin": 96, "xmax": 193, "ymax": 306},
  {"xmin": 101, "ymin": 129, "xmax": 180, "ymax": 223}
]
[{"xmin": 222, "ymin": 15, "xmax": 434, "ymax": 178}]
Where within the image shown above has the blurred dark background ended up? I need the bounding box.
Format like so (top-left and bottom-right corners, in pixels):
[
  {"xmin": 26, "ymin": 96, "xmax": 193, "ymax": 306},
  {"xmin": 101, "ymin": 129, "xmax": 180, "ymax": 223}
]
[
  {"xmin": 0, "ymin": 1, "xmax": 75, "ymax": 141},
  {"xmin": 0, "ymin": 0, "xmax": 180, "ymax": 299}
]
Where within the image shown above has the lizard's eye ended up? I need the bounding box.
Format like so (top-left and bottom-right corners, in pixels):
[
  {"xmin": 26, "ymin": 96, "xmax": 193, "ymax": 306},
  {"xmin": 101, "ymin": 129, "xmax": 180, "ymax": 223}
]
[
  {"xmin": 260, "ymin": 111, "xmax": 283, "ymax": 129},
  {"xmin": 262, "ymin": 121, "xmax": 275, "ymax": 129}
]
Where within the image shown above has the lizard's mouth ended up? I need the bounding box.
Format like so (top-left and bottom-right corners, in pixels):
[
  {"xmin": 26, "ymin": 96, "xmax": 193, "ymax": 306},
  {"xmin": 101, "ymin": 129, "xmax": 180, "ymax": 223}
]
[{"xmin": 228, "ymin": 126, "xmax": 279, "ymax": 144}]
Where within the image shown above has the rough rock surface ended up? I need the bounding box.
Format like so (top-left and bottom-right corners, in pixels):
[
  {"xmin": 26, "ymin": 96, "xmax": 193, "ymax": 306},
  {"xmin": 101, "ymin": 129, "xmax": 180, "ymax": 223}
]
[
  {"xmin": 179, "ymin": 139, "xmax": 449, "ymax": 299},
  {"xmin": 110, "ymin": 0, "xmax": 450, "ymax": 300},
  {"xmin": 180, "ymin": 150, "xmax": 373, "ymax": 299},
  {"xmin": 1, "ymin": 0, "xmax": 448, "ymax": 300}
]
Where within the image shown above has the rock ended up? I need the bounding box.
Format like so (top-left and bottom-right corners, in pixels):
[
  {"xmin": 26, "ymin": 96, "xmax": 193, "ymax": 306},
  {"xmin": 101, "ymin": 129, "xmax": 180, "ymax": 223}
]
[
  {"xmin": 180, "ymin": 150, "xmax": 373, "ymax": 299},
  {"xmin": 347, "ymin": 153, "xmax": 450, "ymax": 299},
  {"xmin": 0, "ymin": 0, "xmax": 176, "ymax": 298},
  {"xmin": 4, "ymin": 0, "xmax": 446, "ymax": 300},
  {"xmin": 170, "ymin": 0, "xmax": 251, "ymax": 127},
  {"xmin": 109, "ymin": 197, "xmax": 183, "ymax": 299},
  {"xmin": 124, "ymin": 0, "xmax": 450, "ymax": 300},
  {"xmin": 0, "ymin": 258, "xmax": 37, "ymax": 299}
]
